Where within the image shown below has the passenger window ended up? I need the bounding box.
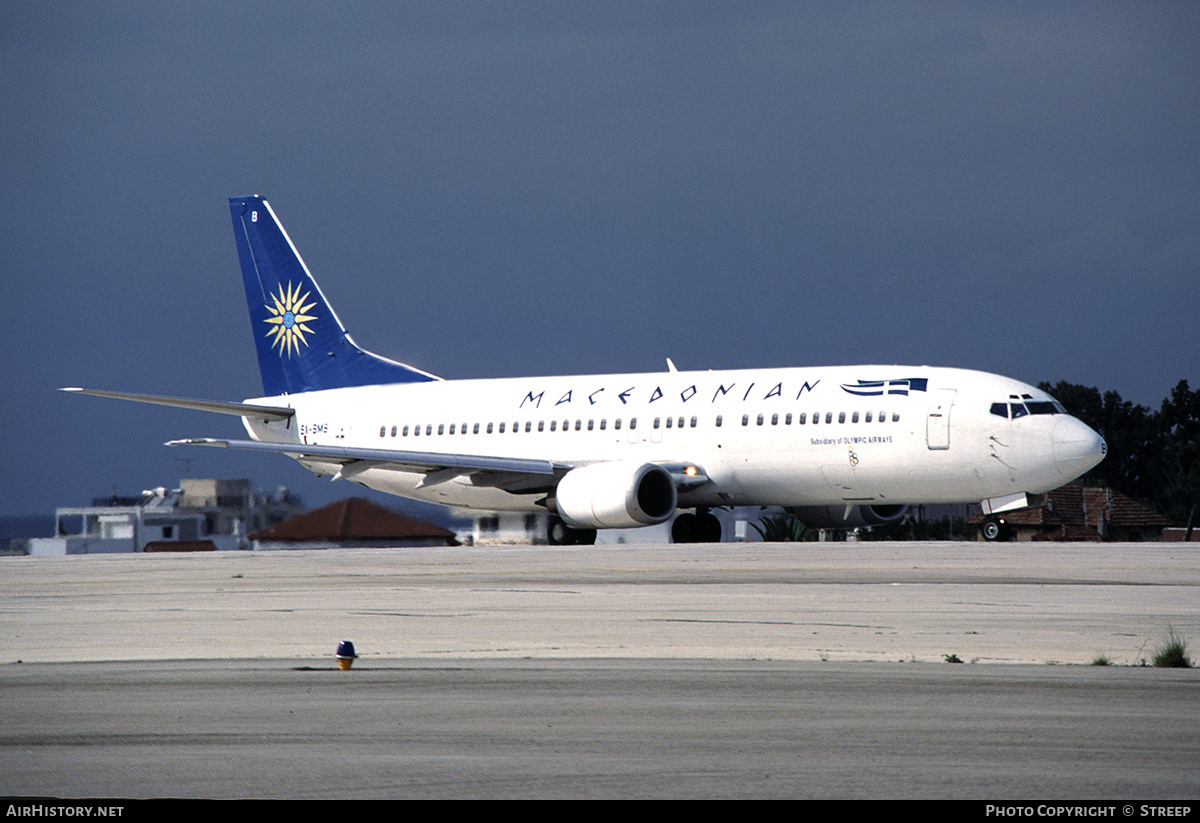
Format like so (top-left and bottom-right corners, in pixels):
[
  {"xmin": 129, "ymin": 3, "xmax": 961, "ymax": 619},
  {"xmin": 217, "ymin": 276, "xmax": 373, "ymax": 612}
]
[
  {"xmin": 473, "ymin": 423, "xmax": 480, "ymax": 434},
  {"xmin": 891, "ymin": 412, "xmax": 899, "ymax": 422},
  {"xmin": 380, "ymin": 426, "xmax": 386, "ymax": 437},
  {"xmin": 414, "ymin": 425, "xmax": 421, "ymax": 437},
  {"xmin": 865, "ymin": 411, "xmax": 872, "ymax": 423},
  {"xmin": 403, "ymin": 425, "xmax": 410, "ymax": 436},
  {"xmin": 838, "ymin": 412, "xmax": 846, "ymax": 424},
  {"xmin": 615, "ymin": 419, "xmax": 622, "ymax": 430},
  {"xmin": 715, "ymin": 415, "xmax": 722, "ymax": 427},
  {"xmin": 654, "ymin": 417, "xmax": 661, "ymax": 429},
  {"xmin": 449, "ymin": 424, "xmax": 455, "ymax": 435},
  {"xmin": 757, "ymin": 414, "xmax": 764, "ymax": 426},
  {"xmin": 742, "ymin": 414, "xmax": 749, "ymax": 426},
  {"xmin": 487, "ymin": 422, "xmax": 494, "ymax": 434},
  {"xmin": 499, "ymin": 422, "xmax": 505, "ymax": 433},
  {"xmin": 525, "ymin": 421, "xmax": 532, "ymax": 432},
  {"xmin": 537, "ymin": 421, "xmax": 544, "ymax": 432},
  {"xmin": 600, "ymin": 419, "xmax": 607, "ymax": 430},
  {"xmin": 771, "ymin": 414, "xmax": 778, "ymax": 425},
  {"xmin": 825, "ymin": 412, "xmax": 833, "ymax": 424},
  {"xmin": 851, "ymin": 411, "xmax": 859, "ymax": 423},
  {"xmin": 630, "ymin": 418, "xmax": 637, "ymax": 430},
  {"xmin": 587, "ymin": 420, "xmax": 594, "ymax": 431},
  {"xmin": 798, "ymin": 412, "xmax": 806, "ymax": 424},
  {"xmin": 690, "ymin": 416, "xmax": 697, "ymax": 427}
]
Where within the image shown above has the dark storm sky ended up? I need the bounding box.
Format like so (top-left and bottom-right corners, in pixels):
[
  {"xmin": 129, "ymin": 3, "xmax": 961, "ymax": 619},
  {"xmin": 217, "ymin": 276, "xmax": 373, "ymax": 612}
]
[{"xmin": 2, "ymin": 2, "xmax": 1197, "ymax": 516}]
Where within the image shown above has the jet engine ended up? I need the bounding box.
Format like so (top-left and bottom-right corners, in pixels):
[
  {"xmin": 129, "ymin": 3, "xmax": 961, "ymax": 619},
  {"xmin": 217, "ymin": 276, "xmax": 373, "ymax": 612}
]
[
  {"xmin": 787, "ymin": 504, "xmax": 908, "ymax": 530},
  {"xmin": 554, "ymin": 461, "xmax": 677, "ymax": 529}
]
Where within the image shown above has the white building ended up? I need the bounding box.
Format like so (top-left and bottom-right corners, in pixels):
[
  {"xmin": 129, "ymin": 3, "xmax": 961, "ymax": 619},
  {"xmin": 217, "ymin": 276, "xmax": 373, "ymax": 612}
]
[{"xmin": 28, "ymin": 479, "xmax": 304, "ymax": 555}]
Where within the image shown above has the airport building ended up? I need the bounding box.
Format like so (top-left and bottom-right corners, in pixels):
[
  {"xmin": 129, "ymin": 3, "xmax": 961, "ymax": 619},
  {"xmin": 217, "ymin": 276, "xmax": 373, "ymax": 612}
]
[{"xmin": 28, "ymin": 479, "xmax": 305, "ymax": 555}]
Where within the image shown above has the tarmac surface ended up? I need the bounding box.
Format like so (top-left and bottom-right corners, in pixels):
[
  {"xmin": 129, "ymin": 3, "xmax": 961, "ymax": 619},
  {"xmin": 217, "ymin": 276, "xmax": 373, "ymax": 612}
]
[{"xmin": 1, "ymin": 541, "xmax": 1197, "ymax": 799}]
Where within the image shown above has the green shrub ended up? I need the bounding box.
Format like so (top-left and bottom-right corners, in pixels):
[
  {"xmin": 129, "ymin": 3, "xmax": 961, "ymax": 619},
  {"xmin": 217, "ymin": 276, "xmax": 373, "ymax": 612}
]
[
  {"xmin": 751, "ymin": 514, "xmax": 817, "ymax": 542},
  {"xmin": 1152, "ymin": 628, "xmax": 1192, "ymax": 668}
]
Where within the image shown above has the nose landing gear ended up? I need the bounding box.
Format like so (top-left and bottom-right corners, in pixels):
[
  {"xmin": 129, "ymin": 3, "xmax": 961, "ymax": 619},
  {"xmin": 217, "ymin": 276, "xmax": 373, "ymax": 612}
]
[{"xmin": 981, "ymin": 517, "xmax": 1010, "ymax": 542}]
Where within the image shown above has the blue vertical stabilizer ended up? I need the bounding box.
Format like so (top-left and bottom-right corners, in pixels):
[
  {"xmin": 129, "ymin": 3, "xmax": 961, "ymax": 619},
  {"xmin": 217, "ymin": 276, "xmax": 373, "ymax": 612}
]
[{"xmin": 230, "ymin": 195, "xmax": 439, "ymax": 396}]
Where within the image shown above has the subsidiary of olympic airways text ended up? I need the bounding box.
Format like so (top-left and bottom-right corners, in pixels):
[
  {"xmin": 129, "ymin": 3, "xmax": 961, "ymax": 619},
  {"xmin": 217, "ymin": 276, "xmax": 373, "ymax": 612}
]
[{"xmin": 986, "ymin": 807, "xmax": 1191, "ymax": 818}]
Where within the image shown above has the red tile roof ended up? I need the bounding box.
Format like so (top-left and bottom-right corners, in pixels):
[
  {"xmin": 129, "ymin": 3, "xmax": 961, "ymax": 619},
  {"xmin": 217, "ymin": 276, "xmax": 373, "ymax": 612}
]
[
  {"xmin": 249, "ymin": 497, "xmax": 455, "ymax": 542},
  {"xmin": 968, "ymin": 484, "xmax": 1174, "ymax": 532}
]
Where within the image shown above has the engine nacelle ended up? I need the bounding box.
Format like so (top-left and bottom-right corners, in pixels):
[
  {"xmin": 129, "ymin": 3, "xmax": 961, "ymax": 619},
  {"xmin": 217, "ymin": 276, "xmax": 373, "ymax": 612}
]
[
  {"xmin": 787, "ymin": 504, "xmax": 908, "ymax": 530},
  {"xmin": 554, "ymin": 462, "xmax": 678, "ymax": 529}
]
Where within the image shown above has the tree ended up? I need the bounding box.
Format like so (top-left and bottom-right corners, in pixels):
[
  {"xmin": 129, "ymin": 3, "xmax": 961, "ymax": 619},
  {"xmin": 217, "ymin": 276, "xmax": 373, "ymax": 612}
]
[
  {"xmin": 1038, "ymin": 381, "xmax": 1160, "ymax": 499},
  {"xmin": 1040, "ymin": 380, "xmax": 1200, "ymax": 528},
  {"xmin": 1158, "ymin": 381, "xmax": 1200, "ymax": 534}
]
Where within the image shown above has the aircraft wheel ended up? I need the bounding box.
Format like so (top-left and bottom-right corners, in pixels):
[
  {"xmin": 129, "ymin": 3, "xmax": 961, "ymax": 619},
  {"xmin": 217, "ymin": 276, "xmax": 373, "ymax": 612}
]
[
  {"xmin": 548, "ymin": 518, "xmax": 596, "ymax": 546},
  {"xmin": 671, "ymin": 513, "xmax": 697, "ymax": 543},
  {"xmin": 548, "ymin": 517, "xmax": 570, "ymax": 545},
  {"xmin": 698, "ymin": 512, "xmax": 722, "ymax": 542},
  {"xmin": 981, "ymin": 518, "xmax": 1006, "ymax": 542}
]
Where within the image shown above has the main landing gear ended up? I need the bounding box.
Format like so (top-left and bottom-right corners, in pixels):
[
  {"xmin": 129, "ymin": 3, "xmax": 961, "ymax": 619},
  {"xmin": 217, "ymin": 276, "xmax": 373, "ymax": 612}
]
[
  {"xmin": 671, "ymin": 509, "xmax": 722, "ymax": 544},
  {"xmin": 546, "ymin": 517, "xmax": 597, "ymax": 546}
]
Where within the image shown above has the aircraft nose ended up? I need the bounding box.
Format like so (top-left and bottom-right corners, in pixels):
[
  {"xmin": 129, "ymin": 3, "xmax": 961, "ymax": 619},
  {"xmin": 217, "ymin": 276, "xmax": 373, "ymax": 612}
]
[{"xmin": 1052, "ymin": 416, "xmax": 1107, "ymax": 481}]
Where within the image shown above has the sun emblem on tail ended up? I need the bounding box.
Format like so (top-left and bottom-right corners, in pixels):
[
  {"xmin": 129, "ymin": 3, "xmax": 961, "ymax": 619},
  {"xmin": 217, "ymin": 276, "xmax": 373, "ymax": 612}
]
[{"xmin": 264, "ymin": 282, "xmax": 318, "ymax": 357}]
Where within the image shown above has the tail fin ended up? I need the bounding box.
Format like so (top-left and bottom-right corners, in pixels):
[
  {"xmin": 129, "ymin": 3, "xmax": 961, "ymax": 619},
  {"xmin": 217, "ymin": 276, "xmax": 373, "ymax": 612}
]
[{"xmin": 230, "ymin": 195, "xmax": 439, "ymax": 396}]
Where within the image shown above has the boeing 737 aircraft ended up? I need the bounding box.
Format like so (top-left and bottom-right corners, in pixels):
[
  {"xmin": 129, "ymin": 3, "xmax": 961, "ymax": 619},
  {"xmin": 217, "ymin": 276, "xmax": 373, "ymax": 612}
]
[{"xmin": 66, "ymin": 195, "xmax": 1107, "ymax": 544}]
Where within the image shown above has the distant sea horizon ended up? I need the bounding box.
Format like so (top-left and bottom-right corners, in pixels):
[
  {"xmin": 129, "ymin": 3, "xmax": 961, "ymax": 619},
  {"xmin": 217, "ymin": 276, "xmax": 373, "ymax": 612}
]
[{"xmin": 1, "ymin": 514, "xmax": 56, "ymax": 542}]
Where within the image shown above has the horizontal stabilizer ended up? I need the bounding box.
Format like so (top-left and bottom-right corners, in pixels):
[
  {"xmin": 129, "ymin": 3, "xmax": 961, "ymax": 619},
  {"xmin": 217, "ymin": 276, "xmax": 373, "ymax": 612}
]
[{"xmin": 61, "ymin": 388, "xmax": 294, "ymax": 421}]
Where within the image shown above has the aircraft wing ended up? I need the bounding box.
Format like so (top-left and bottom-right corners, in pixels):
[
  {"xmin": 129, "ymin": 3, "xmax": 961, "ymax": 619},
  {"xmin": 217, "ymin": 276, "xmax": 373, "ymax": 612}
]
[
  {"xmin": 169, "ymin": 438, "xmax": 710, "ymax": 496},
  {"xmin": 168, "ymin": 437, "xmax": 572, "ymax": 493}
]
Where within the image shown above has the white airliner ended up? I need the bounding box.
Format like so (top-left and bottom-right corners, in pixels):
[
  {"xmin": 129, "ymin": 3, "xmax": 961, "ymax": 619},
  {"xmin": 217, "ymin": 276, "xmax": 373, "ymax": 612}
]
[{"xmin": 65, "ymin": 195, "xmax": 1107, "ymax": 544}]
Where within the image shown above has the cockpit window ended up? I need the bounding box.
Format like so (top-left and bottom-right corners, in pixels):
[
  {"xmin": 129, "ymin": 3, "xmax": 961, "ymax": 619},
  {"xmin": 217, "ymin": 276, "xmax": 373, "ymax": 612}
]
[{"xmin": 992, "ymin": 398, "xmax": 1066, "ymax": 419}]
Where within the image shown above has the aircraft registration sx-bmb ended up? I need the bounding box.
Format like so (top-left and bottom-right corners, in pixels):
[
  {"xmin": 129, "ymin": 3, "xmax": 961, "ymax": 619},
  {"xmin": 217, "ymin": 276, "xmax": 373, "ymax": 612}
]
[{"xmin": 66, "ymin": 195, "xmax": 1107, "ymax": 544}]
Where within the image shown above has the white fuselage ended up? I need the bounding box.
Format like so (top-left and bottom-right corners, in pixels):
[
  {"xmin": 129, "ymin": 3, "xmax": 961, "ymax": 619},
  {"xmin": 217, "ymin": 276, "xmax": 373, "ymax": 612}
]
[{"xmin": 241, "ymin": 364, "xmax": 1103, "ymax": 513}]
